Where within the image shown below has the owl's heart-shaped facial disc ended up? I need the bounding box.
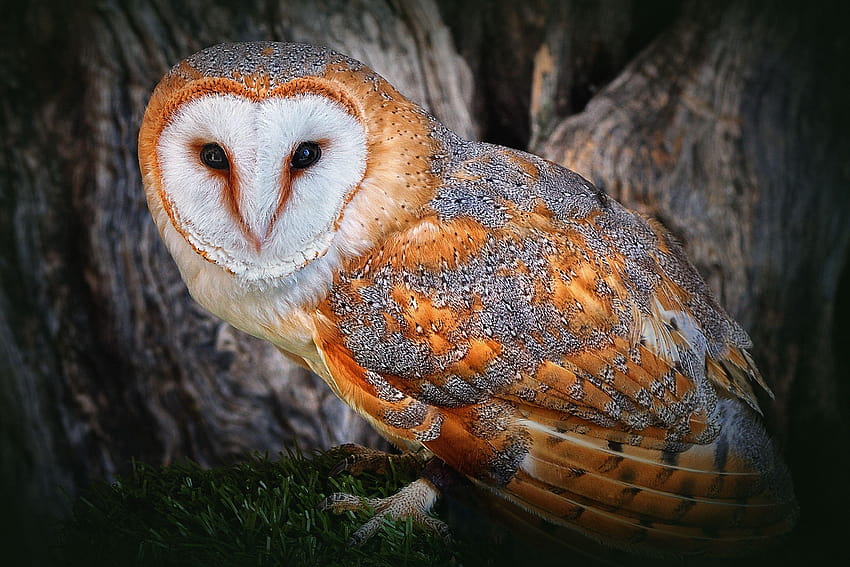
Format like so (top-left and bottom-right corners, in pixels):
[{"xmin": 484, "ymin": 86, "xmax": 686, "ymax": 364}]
[{"xmin": 154, "ymin": 89, "xmax": 367, "ymax": 281}]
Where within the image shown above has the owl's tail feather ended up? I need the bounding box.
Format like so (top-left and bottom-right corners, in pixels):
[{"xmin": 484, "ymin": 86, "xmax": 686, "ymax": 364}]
[{"xmin": 504, "ymin": 398, "xmax": 796, "ymax": 556}]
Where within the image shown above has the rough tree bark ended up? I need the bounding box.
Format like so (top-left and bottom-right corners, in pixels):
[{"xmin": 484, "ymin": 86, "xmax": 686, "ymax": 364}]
[{"xmin": 1, "ymin": 0, "xmax": 846, "ymax": 563}]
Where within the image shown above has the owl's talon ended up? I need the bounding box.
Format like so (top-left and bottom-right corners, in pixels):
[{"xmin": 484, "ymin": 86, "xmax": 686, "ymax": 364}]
[
  {"xmin": 347, "ymin": 514, "xmax": 386, "ymax": 547},
  {"xmin": 317, "ymin": 491, "xmax": 365, "ymax": 512},
  {"xmin": 328, "ymin": 443, "xmax": 429, "ymax": 477},
  {"xmin": 319, "ymin": 477, "xmax": 448, "ymax": 546},
  {"xmin": 420, "ymin": 514, "xmax": 453, "ymax": 542}
]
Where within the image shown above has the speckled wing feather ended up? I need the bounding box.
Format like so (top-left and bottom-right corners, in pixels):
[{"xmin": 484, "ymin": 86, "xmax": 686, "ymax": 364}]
[{"xmin": 314, "ymin": 142, "xmax": 795, "ymax": 554}]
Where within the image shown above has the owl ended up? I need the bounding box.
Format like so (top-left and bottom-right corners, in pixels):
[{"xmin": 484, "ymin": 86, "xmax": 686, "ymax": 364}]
[{"xmin": 138, "ymin": 42, "xmax": 796, "ymax": 556}]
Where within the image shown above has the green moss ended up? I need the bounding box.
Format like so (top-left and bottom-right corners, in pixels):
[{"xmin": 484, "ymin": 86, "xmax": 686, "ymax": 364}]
[{"xmin": 57, "ymin": 449, "xmax": 478, "ymax": 567}]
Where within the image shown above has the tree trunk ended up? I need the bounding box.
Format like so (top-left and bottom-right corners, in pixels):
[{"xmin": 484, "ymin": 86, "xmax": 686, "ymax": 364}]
[{"xmin": 1, "ymin": 0, "xmax": 846, "ymax": 563}]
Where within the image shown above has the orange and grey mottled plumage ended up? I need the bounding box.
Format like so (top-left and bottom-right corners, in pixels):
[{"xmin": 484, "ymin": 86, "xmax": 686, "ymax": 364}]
[{"xmin": 138, "ymin": 42, "xmax": 796, "ymax": 556}]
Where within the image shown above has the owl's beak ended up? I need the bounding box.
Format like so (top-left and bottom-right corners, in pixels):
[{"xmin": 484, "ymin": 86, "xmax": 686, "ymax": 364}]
[
  {"xmin": 241, "ymin": 212, "xmax": 275, "ymax": 254},
  {"xmin": 233, "ymin": 168, "xmax": 292, "ymax": 254}
]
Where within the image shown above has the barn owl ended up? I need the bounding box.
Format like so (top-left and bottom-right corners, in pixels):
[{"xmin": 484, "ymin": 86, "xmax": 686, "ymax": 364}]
[{"xmin": 138, "ymin": 42, "xmax": 796, "ymax": 556}]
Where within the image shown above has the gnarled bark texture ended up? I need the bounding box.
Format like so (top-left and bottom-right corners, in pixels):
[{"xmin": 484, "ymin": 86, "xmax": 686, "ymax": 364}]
[{"xmin": 1, "ymin": 0, "xmax": 847, "ymax": 563}]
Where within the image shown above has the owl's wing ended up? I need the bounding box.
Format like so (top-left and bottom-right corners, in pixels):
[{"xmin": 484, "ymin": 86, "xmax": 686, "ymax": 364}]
[{"xmin": 313, "ymin": 154, "xmax": 794, "ymax": 552}]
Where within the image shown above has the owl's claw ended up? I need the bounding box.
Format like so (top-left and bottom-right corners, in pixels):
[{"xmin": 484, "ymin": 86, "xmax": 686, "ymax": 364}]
[
  {"xmin": 328, "ymin": 443, "xmax": 430, "ymax": 477},
  {"xmin": 318, "ymin": 477, "xmax": 450, "ymax": 546}
]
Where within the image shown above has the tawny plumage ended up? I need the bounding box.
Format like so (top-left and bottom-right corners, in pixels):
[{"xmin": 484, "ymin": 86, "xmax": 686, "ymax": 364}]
[{"xmin": 138, "ymin": 42, "xmax": 796, "ymax": 556}]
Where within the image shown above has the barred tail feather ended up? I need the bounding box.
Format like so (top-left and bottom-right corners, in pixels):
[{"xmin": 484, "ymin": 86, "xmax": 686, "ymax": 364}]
[{"xmin": 502, "ymin": 398, "xmax": 796, "ymax": 555}]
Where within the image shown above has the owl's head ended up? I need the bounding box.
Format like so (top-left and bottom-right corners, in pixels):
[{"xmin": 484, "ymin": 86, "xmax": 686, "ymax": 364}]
[{"xmin": 139, "ymin": 42, "xmax": 442, "ymax": 297}]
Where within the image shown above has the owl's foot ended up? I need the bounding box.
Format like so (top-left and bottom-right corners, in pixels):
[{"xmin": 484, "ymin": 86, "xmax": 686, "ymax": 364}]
[
  {"xmin": 328, "ymin": 443, "xmax": 431, "ymax": 477},
  {"xmin": 319, "ymin": 476, "xmax": 450, "ymax": 546}
]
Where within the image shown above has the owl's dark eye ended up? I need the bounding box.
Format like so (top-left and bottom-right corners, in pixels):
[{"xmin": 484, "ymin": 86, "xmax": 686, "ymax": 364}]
[
  {"xmin": 200, "ymin": 143, "xmax": 229, "ymax": 170},
  {"xmin": 291, "ymin": 141, "xmax": 322, "ymax": 170}
]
